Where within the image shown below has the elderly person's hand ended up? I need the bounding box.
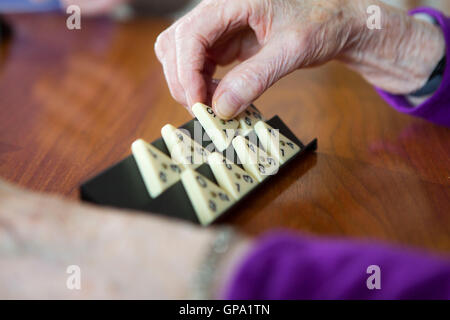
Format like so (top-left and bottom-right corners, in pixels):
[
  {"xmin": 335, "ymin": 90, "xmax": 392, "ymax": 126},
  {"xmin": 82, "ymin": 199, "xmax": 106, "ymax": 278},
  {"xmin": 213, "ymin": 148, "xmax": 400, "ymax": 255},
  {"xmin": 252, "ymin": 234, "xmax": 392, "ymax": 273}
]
[
  {"xmin": 0, "ymin": 179, "xmax": 250, "ymax": 299},
  {"xmin": 155, "ymin": 0, "xmax": 446, "ymax": 118}
]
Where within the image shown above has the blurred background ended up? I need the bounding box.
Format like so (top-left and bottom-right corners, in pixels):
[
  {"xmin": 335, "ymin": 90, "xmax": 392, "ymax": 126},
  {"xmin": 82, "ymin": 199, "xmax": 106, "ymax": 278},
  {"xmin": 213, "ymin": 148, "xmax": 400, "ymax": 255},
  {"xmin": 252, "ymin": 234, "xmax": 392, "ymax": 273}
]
[
  {"xmin": 80, "ymin": 0, "xmax": 450, "ymax": 17},
  {"xmin": 0, "ymin": 0, "xmax": 449, "ymax": 17},
  {"xmin": 124, "ymin": 0, "xmax": 450, "ymax": 18},
  {"xmin": 82, "ymin": 0, "xmax": 450, "ymax": 17},
  {"xmin": 84, "ymin": 0, "xmax": 450, "ymax": 15},
  {"xmin": 120, "ymin": 0, "xmax": 450, "ymax": 17},
  {"xmin": 386, "ymin": 0, "xmax": 449, "ymax": 12}
]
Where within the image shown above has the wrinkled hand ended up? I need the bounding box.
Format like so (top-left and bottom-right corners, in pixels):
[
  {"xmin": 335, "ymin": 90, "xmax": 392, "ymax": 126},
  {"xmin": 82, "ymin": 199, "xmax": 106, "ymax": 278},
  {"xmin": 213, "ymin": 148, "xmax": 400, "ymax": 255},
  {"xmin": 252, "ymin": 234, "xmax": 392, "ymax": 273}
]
[
  {"xmin": 0, "ymin": 180, "xmax": 250, "ymax": 299},
  {"xmin": 155, "ymin": 0, "xmax": 364, "ymax": 118},
  {"xmin": 155, "ymin": 0, "xmax": 445, "ymax": 118}
]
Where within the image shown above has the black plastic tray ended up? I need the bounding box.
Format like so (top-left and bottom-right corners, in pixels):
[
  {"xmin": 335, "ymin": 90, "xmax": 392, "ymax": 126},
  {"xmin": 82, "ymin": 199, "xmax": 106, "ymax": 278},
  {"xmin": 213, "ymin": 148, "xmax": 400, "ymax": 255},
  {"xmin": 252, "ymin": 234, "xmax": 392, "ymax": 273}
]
[{"xmin": 80, "ymin": 115, "xmax": 317, "ymax": 224}]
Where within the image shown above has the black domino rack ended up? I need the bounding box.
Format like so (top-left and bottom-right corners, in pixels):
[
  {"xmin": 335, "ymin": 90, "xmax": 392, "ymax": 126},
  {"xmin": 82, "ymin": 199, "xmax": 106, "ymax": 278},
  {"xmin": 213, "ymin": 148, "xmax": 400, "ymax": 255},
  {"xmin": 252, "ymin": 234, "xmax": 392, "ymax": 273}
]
[{"xmin": 80, "ymin": 114, "xmax": 318, "ymax": 225}]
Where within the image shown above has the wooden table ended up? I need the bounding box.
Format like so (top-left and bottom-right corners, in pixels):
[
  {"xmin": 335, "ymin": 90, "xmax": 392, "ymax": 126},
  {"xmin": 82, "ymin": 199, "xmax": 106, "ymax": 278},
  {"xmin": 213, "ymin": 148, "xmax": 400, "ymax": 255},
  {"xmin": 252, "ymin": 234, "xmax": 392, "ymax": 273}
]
[{"xmin": 0, "ymin": 14, "xmax": 449, "ymax": 252}]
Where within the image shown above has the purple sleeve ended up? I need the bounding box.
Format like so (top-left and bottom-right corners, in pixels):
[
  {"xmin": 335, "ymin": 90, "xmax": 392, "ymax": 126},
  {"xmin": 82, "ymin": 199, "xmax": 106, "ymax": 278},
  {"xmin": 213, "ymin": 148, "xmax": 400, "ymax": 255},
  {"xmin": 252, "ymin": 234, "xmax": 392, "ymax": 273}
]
[
  {"xmin": 224, "ymin": 232, "xmax": 450, "ymax": 299},
  {"xmin": 376, "ymin": 7, "xmax": 450, "ymax": 127}
]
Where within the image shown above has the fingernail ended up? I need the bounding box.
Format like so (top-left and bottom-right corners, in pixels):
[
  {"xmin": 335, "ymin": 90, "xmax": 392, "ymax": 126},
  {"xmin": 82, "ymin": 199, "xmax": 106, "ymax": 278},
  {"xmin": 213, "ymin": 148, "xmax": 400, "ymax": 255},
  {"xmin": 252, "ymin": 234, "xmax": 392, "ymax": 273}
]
[{"xmin": 214, "ymin": 93, "xmax": 237, "ymax": 119}]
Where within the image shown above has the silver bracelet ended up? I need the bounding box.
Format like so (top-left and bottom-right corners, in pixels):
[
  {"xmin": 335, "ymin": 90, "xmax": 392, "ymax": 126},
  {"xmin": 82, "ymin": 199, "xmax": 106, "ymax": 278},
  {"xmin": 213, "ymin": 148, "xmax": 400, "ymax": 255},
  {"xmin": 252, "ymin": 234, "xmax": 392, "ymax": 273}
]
[{"xmin": 190, "ymin": 227, "xmax": 237, "ymax": 300}]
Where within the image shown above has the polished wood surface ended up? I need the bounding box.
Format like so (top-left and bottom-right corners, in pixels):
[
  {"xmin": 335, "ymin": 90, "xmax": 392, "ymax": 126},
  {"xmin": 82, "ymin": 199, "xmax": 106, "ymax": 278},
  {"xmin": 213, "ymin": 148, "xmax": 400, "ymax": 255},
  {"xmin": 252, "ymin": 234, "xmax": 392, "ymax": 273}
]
[{"xmin": 0, "ymin": 14, "xmax": 449, "ymax": 252}]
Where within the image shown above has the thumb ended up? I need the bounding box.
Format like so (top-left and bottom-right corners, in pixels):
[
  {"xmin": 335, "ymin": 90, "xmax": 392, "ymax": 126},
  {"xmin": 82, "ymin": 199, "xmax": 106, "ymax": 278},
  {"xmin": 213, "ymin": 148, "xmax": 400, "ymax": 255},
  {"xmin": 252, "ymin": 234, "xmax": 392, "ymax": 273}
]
[{"xmin": 212, "ymin": 40, "xmax": 298, "ymax": 119}]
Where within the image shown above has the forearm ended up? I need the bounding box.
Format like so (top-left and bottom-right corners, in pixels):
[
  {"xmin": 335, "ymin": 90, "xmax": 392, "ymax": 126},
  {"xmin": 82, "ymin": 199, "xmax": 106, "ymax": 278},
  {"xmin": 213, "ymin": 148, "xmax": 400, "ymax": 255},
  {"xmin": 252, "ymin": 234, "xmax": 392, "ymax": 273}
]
[
  {"xmin": 0, "ymin": 181, "xmax": 253, "ymax": 299},
  {"xmin": 340, "ymin": 0, "xmax": 446, "ymax": 95},
  {"xmin": 0, "ymin": 184, "xmax": 221, "ymax": 299}
]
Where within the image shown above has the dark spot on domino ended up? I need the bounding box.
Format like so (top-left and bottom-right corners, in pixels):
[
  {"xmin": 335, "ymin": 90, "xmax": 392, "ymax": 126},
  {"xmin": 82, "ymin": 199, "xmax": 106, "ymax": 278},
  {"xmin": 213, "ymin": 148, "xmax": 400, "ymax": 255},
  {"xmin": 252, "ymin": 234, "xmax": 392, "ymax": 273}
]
[
  {"xmin": 196, "ymin": 175, "xmax": 207, "ymax": 188},
  {"xmin": 258, "ymin": 164, "xmax": 265, "ymax": 174},
  {"xmin": 218, "ymin": 192, "xmax": 229, "ymax": 202},
  {"xmin": 208, "ymin": 200, "xmax": 217, "ymax": 212},
  {"xmin": 170, "ymin": 164, "xmax": 181, "ymax": 173}
]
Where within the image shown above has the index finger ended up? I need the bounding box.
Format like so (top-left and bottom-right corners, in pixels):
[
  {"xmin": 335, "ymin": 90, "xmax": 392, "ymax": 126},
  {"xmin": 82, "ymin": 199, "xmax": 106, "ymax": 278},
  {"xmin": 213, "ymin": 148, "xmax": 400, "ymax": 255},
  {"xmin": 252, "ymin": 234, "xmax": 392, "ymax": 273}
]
[{"xmin": 174, "ymin": 0, "xmax": 256, "ymax": 109}]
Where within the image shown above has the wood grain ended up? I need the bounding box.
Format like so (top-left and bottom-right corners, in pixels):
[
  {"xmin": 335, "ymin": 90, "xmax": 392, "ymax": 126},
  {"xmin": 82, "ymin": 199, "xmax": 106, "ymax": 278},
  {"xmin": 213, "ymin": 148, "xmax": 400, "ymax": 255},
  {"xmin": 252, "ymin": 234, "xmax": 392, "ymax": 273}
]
[{"xmin": 0, "ymin": 14, "xmax": 449, "ymax": 252}]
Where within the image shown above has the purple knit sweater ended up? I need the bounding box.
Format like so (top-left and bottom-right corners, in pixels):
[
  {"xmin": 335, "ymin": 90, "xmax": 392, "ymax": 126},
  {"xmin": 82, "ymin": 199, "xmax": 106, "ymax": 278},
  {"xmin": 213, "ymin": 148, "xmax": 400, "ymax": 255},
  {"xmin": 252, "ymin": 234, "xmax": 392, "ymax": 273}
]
[
  {"xmin": 225, "ymin": 8, "xmax": 450, "ymax": 300},
  {"xmin": 377, "ymin": 7, "xmax": 450, "ymax": 127}
]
